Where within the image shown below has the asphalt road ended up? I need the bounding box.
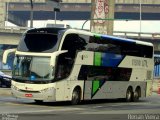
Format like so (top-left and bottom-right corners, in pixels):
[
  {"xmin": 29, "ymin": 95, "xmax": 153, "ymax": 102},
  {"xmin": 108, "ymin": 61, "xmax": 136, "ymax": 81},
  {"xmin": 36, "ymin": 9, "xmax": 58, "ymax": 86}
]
[{"xmin": 0, "ymin": 92, "xmax": 160, "ymax": 120}]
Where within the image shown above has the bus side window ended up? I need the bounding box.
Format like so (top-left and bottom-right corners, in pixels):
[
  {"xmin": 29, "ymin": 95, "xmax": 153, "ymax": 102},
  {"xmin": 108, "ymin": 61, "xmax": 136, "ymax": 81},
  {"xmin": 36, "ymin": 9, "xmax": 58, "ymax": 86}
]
[
  {"xmin": 55, "ymin": 53, "xmax": 73, "ymax": 80},
  {"xmin": 62, "ymin": 34, "xmax": 79, "ymax": 58},
  {"xmin": 62, "ymin": 34, "xmax": 87, "ymax": 58}
]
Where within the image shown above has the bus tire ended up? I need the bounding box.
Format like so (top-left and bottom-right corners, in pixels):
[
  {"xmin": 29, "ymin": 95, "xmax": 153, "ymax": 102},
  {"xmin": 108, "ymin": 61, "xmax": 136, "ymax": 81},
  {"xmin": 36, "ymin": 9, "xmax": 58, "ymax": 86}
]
[
  {"xmin": 132, "ymin": 87, "xmax": 140, "ymax": 102},
  {"xmin": 126, "ymin": 87, "xmax": 133, "ymax": 102},
  {"xmin": 71, "ymin": 88, "xmax": 81, "ymax": 105}
]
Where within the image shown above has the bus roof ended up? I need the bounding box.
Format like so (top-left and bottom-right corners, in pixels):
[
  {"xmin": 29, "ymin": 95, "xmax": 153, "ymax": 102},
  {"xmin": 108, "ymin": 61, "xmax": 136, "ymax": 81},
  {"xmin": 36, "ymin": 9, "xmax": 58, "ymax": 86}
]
[
  {"xmin": 25, "ymin": 28, "xmax": 153, "ymax": 47},
  {"xmin": 94, "ymin": 33, "xmax": 153, "ymax": 47},
  {"xmin": 26, "ymin": 27, "xmax": 66, "ymax": 34},
  {"xmin": 64, "ymin": 29, "xmax": 153, "ymax": 47}
]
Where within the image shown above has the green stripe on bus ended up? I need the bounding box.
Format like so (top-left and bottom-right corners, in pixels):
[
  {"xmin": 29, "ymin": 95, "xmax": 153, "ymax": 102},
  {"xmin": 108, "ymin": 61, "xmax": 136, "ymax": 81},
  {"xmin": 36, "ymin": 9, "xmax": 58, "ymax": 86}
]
[
  {"xmin": 92, "ymin": 80, "xmax": 100, "ymax": 95},
  {"xmin": 94, "ymin": 52, "xmax": 102, "ymax": 66},
  {"xmin": 94, "ymin": 34, "xmax": 101, "ymax": 39}
]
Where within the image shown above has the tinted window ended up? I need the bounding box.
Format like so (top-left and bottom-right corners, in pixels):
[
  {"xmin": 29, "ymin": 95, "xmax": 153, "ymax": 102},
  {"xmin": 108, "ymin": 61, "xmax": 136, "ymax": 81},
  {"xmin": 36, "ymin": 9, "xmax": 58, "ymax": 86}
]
[
  {"xmin": 78, "ymin": 65, "xmax": 132, "ymax": 81},
  {"xmin": 78, "ymin": 34, "xmax": 153, "ymax": 58},
  {"xmin": 121, "ymin": 44, "xmax": 153, "ymax": 58},
  {"xmin": 62, "ymin": 34, "xmax": 87, "ymax": 58},
  {"xmin": 17, "ymin": 28, "xmax": 65, "ymax": 53},
  {"xmin": 18, "ymin": 33, "xmax": 58, "ymax": 52}
]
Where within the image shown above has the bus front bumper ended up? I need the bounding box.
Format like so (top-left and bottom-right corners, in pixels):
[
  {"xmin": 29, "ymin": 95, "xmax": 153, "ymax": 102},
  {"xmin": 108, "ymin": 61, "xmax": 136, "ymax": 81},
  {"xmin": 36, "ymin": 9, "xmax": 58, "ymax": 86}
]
[{"xmin": 11, "ymin": 86, "xmax": 56, "ymax": 102}]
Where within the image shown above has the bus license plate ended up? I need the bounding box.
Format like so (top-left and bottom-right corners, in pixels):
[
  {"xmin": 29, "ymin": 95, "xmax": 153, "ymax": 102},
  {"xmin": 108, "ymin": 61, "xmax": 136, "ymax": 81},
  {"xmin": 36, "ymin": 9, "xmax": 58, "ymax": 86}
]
[{"xmin": 25, "ymin": 94, "xmax": 33, "ymax": 97}]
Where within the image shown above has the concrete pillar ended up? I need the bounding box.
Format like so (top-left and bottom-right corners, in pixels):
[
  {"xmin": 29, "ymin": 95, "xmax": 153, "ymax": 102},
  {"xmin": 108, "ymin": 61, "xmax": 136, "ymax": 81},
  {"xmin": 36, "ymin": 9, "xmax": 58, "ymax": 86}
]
[
  {"xmin": 0, "ymin": 2, "xmax": 6, "ymax": 27},
  {"xmin": 90, "ymin": 0, "xmax": 115, "ymax": 35}
]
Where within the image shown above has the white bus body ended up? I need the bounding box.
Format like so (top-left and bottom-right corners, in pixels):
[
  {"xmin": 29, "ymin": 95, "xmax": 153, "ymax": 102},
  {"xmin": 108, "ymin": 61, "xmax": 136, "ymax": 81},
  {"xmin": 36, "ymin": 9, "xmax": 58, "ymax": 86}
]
[{"xmin": 3, "ymin": 28, "xmax": 154, "ymax": 104}]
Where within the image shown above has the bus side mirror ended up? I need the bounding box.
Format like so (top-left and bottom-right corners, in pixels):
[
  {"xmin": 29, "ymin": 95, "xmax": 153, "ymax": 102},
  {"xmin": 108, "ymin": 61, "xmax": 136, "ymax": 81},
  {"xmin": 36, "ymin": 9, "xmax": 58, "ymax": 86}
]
[
  {"xmin": 3, "ymin": 48, "xmax": 16, "ymax": 64},
  {"xmin": 50, "ymin": 50, "xmax": 68, "ymax": 66}
]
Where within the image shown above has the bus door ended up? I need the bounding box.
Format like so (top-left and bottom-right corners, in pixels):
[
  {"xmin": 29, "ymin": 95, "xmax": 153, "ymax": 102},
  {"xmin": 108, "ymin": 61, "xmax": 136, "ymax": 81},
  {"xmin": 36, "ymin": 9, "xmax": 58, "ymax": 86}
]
[
  {"xmin": 56, "ymin": 34, "xmax": 80, "ymax": 100},
  {"xmin": 54, "ymin": 52, "xmax": 74, "ymax": 101}
]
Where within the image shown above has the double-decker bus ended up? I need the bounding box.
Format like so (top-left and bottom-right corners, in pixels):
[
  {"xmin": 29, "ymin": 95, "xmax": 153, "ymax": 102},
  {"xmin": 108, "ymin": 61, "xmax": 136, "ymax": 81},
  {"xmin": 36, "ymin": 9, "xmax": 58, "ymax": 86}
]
[{"xmin": 3, "ymin": 28, "xmax": 154, "ymax": 104}]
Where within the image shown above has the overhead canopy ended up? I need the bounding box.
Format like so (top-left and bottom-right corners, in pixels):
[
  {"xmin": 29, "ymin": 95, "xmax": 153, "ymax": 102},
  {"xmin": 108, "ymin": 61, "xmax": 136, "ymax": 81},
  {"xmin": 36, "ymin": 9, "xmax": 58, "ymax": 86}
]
[
  {"xmin": 45, "ymin": 0, "xmax": 61, "ymax": 11},
  {"xmin": 46, "ymin": 0, "xmax": 61, "ymax": 2}
]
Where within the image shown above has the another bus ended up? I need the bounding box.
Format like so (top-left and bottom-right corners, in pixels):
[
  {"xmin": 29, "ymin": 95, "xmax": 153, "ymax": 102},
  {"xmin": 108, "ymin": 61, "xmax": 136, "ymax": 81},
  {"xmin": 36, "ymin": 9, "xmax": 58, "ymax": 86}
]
[
  {"xmin": 3, "ymin": 28, "xmax": 154, "ymax": 104},
  {"xmin": 45, "ymin": 20, "xmax": 70, "ymax": 28},
  {"xmin": 154, "ymin": 54, "xmax": 160, "ymax": 78}
]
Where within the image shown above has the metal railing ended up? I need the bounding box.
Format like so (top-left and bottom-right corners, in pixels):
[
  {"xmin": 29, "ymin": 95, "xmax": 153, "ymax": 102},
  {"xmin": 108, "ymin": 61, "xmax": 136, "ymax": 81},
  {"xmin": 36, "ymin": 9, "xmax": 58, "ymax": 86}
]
[
  {"xmin": 114, "ymin": 31, "xmax": 160, "ymax": 39},
  {"xmin": 0, "ymin": 26, "xmax": 28, "ymax": 34}
]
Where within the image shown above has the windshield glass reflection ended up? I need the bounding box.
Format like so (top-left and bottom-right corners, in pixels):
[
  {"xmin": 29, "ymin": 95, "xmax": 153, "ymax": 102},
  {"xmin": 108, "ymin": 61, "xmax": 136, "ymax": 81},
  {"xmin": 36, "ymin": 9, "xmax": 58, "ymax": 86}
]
[{"xmin": 13, "ymin": 56, "xmax": 54, "ymax": 81}]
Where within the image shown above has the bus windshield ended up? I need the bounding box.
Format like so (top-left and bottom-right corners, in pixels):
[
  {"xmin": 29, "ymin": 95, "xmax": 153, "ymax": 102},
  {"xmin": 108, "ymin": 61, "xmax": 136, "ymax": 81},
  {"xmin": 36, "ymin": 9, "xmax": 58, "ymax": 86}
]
[{"xmin": 12, "ymin": 56, "xmax": 54, "ymax": 82}]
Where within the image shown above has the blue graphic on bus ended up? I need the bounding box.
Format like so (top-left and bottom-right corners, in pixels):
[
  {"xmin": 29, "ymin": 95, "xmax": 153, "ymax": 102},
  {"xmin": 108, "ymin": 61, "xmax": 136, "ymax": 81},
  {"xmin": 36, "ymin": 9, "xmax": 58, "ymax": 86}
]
[{"xmin": 30, "ymin": 75, "xmax": 36, "ymax": 80}]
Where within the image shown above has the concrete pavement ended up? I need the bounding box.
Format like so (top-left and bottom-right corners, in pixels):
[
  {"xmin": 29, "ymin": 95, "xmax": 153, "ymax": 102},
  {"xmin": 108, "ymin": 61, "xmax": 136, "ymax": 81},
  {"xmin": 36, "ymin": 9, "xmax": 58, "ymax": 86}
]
[{"xmin": 0, "ymin": 88, "xmax": 11, "ymax": 96}]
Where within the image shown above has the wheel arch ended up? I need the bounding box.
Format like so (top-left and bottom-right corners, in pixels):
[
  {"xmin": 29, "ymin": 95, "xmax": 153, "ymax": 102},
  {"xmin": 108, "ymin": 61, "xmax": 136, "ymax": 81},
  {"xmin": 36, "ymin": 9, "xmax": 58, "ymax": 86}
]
[
  {"xmin": 127, "ymin": 85, "xmax": 133, "ymax": 92},
  {"xmin": 72, "ymin": 85, "xmax": 82, "ymax": 100},
  {"xmin": 70, "ymin": 85, "xmax": 82, "ymax": 105},
  {"xmin": 125, "ymin": 85, "xmax": 134, "ymax": 102},
  {"xmin": 135, "ymin": 86, "xmax": 141, "ymax": 97}
]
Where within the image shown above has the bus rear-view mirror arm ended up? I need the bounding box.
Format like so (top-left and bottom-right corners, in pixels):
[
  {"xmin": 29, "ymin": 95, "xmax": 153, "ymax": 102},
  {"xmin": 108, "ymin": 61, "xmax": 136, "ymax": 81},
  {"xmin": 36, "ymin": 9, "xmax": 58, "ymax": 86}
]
[{"xmin": 3, "ymin": 48, "xmax": 16, "ymax": 64}]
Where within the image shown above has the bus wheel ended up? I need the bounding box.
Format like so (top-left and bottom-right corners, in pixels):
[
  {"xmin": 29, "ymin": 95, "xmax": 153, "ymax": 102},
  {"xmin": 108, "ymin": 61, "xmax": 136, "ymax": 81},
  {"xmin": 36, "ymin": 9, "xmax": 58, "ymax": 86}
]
[
  {"xmin": 71, "ymin": 88, "xmax": 81, "ymax": 105},
  {"xmin": 132, "ymin": 88, "xmax": 140, "ymax": 102},
  {"xmin": 126, "ymin": 88, "xmax": 132, "ymax": 102}
]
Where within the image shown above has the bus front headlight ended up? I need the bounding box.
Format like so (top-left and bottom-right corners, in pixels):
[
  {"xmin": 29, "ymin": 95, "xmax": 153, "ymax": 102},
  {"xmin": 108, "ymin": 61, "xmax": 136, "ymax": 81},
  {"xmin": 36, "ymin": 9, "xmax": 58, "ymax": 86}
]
[{"xmin": 12, "ymin": 85, "xmax": 20, "ymax": 91}]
